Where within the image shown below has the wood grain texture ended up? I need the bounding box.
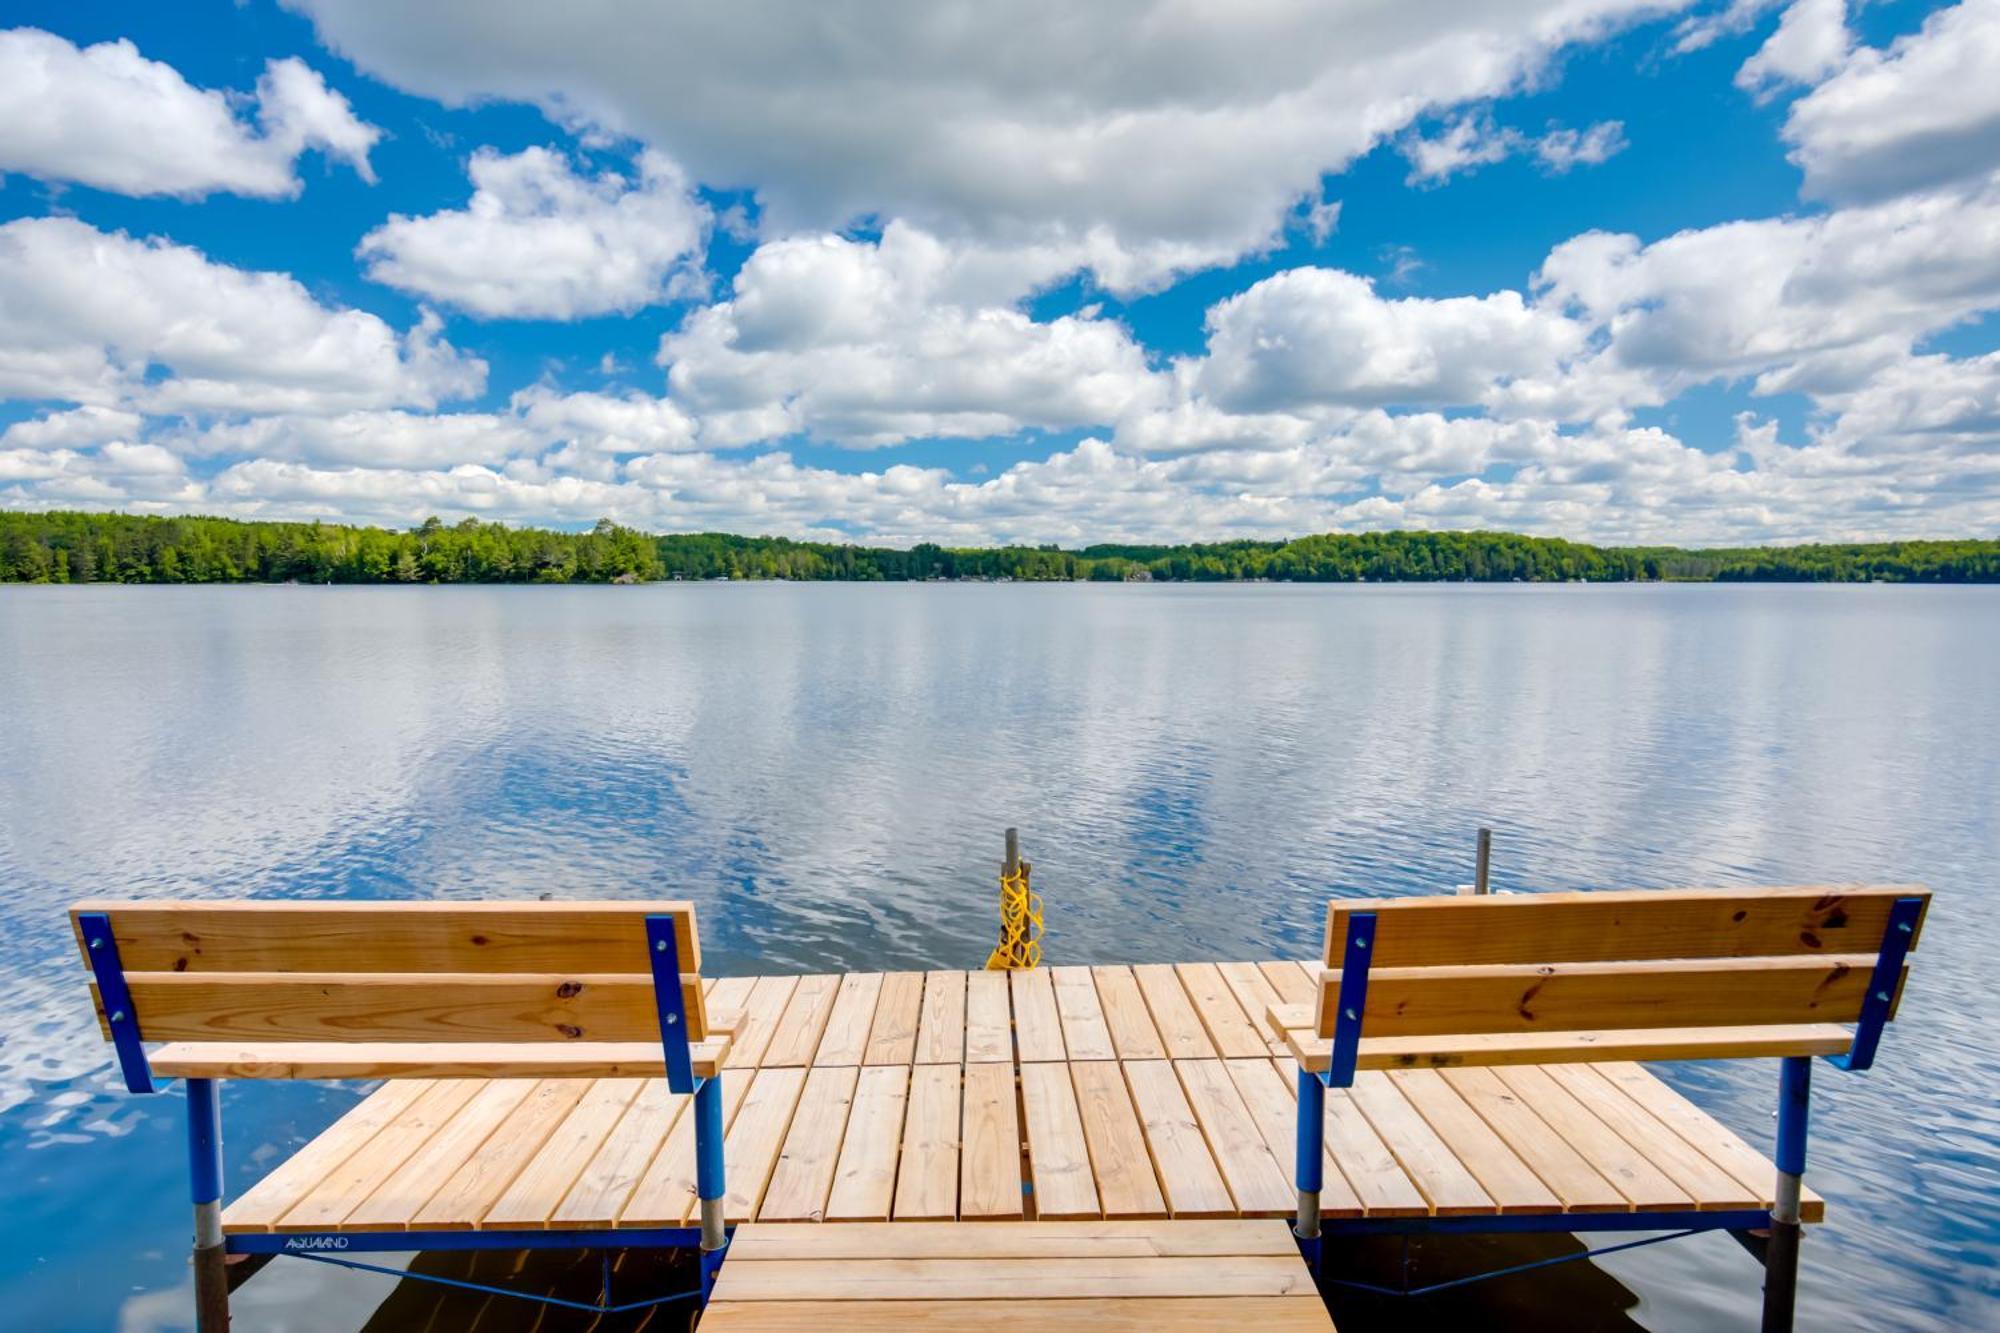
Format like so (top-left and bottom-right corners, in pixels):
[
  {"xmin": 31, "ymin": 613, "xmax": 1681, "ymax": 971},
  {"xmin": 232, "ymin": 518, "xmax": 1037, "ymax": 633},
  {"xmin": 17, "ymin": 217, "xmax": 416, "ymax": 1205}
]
[
  {"xmin": 1050, "ymin": 967, "xmax": 1117, "ymax": 1061},
  {"xmin": 416, "ymin": 1079, "xmax": 593, "ymax": 1230},
  {"xmin": 760, "ymin": 1065, "xmax": 860, "ymax": 1221},
  {"xmin": 1093, "ymin": 965, "xmax": 1167, "ymax": 1060},
  {"xmin": 1069, "ymin": 1062, "xmax": 1167, "ymax": 1219},
  {"xmin": 960, "ymin": 1062, "xmax": 1023, "ymax": 1219},
  {"xmin": 1020, "ymin": 1060, "xmax": 1099, "ymax": 1219},
  {"xmin": 1310, "ymin": 956, "xmax": 1896, "ymax": 1039},
  {"xmin": 762, "ymin": 975, "xmax": 842, "ymax": 1068},
  {"xmin": 70, "ymin": 899, "xmax": 701, "ymax": 974},
  {"xmin": 915, "ymin": 970, "xmax": 967, "ymax": 1065},
  {"xmin": 111, "ymin": 971, "xmax": 708, "ymax": 1044},
  {"xmin": 964, "ymin": 970, "xmax": 1013, "ymax": 1063},
  {"xmin": 700, "ymin": 1298, "xmax": 1334, "ymax": 1331},
  {"xmin": 865, "ymin": 973, "xmax": 924, "ymax": 1066},
  {"xmin": 1123, "ymin": 1060, "xmax": 1234, "ymax": 1218},
  {"xmin": 1174, "ymin": 1059, "xmax": 1293, "ymax": 1216},
  {"xmin": 825, "ymin": 1065, "xmax": 910, "ymax": 1221},
  {"xmin": 894, "ymin": 1064, "xmax": 962, "ymax": 1221},
  {"xmin": 1132, "ymin": 965, "xmax": 1214, "ymax": 1060},
  {"xmin": 1009, "ymin": 967, "xmax": 1066, "ymax": 1062},
  {"xmin": 151, "ymin": 1038, "xmax": 729, "ymax": 1081},
  {"xmin": 1325, "ymin": 885, "xmax": 1930, "ymax": 967},
  {"xmin": 813, "ymin": 972, "xmax": 884, "ymax": 1066},
  {"xmin": 222, "ymin": 1081, "xmax": 433, "ymax": 1232}
]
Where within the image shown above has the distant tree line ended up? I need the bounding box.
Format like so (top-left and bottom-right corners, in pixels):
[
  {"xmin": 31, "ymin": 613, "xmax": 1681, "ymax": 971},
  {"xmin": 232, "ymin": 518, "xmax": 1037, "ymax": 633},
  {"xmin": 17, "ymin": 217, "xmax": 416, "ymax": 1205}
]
[{"xmin": 1, "ymin": 511, "xmax": 1995, "ymax": 584}]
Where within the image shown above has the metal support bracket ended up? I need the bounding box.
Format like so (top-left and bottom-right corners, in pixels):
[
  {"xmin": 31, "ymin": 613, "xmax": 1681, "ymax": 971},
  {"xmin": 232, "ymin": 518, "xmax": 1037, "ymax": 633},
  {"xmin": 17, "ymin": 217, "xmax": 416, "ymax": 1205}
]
[
  {"xmin": 1823, "ymin": 895, "xmax": 1924, "ymax": 1073},
  {"xmin": 1323, "ymin": 910, "xmax": 1377, "ymax": 1089},
  {"xmin": 78, "ymin": 911, "xmax": 154, "ymax": 1094},
  {"xmin": 644, "ymin": 914, "xmax": 695, "ymax": 1094}
]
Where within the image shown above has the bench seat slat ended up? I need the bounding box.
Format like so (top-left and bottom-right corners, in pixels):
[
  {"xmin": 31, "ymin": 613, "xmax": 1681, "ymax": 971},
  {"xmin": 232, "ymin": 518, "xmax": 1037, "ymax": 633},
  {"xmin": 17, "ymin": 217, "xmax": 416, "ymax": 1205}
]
[
  {"xmin": 150, "ymin": 1037, "xmax": 731, "ymax": 1081},
  {"xmin": 70, "ymin": 899, "xmax": 700, "ymax": 974},
  {"xmin": 96, "ymin": 971, "xmax": 709, "ymax": 1044}
]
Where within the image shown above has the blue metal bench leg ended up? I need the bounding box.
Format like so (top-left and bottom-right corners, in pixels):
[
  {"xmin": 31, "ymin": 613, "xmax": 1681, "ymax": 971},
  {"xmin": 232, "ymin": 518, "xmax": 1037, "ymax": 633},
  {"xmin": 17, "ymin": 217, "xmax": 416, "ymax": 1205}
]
[
  {"xmin": 1762, "ymin": 1056, "xmax": 1810, "ymax": 1333},
  {"xmin": 1294, "ymin": 1065, "xmax": 1325, "ymax": 1268},
  {"xmin": 695, "ymin": 1073, "xmax": 728, "ymax": 1301},
  {"xmin": 187, "ymin": 1078, "xmax": 230, "ymax": 1332}
]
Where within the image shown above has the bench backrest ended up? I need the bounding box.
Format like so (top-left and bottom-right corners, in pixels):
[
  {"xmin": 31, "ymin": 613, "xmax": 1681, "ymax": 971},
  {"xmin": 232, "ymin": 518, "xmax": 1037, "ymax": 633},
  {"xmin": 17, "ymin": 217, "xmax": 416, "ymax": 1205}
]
[
  {"xmin": 1313, "ymin": 885, "xmax": 1928, "ymax": 1069},
  {"xmin": 71, "ymin": 900, "xmax": 709, "ymax": 1091}
]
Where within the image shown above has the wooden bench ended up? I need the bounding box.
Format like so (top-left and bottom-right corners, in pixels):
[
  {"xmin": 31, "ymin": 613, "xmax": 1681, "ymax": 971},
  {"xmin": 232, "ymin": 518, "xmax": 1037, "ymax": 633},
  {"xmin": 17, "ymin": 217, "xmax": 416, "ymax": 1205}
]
[
  {"xmin": 1272, "ymin": 885, "xmax": 1928, "ymax": 1333},
  {"xmin": 71, "ymin": 899, "xmax": 733, "ymax": 1332}
]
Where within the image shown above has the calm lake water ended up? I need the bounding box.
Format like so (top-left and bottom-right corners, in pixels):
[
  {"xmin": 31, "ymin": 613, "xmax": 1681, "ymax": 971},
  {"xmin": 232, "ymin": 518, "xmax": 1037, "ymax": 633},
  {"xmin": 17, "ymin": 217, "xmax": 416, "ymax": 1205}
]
[{"xmin": 1, "ymin": 583, "xmax": 1995, "ymax": 1331}]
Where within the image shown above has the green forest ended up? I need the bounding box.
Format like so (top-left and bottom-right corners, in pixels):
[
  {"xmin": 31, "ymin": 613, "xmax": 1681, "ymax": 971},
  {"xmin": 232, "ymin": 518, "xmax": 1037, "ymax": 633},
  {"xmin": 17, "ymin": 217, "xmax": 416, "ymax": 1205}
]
[{"xmin": 2, "ymin": 511, "xmax": 1996, "ymax": 584}]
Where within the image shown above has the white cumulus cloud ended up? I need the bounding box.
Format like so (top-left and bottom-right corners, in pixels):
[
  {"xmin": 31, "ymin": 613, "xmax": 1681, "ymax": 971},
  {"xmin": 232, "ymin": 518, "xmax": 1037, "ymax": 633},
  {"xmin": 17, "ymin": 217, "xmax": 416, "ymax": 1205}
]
[
  {"xmin": 0, "ymin": 217, "xmax": 485, "ymax": 414},
  {"xmin": 284, "ymin": 0, "xmax": 1690, "ymax": 292},
  {"xmin": 0, "ymin": 28, "xmax": 378, "ymax": 198},
  {"xmin": 358, "ymin": 147, "xmax": 709, "ymax": 318}
]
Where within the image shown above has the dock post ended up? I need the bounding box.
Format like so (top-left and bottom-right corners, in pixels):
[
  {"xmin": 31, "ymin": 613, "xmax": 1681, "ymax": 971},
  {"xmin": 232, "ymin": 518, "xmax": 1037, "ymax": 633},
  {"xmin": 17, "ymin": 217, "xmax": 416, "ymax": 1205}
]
[
  {"xmin": 695, "ymin": 1074, "xmax": 728, "ymax": 1298},
  {"xmin": 1762, "ymin": 1055, "xmax": 1811, "ymax": 1333},
  {"xmin": 1293, "ymin": 1066, "xmax": 1325, "ymax": 1261},
  {"xmin": 186, "ymin": 1078, "xmax": 229, "ymax": 1331},
  {"xmin": 1474, "ymin": 827, "xmax": 1491, "ymax": 894}
]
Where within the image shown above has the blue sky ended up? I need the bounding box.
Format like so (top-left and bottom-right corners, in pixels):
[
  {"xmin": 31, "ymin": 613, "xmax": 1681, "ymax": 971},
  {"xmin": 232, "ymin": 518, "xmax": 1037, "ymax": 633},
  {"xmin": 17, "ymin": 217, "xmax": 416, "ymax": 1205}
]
[{"xmin": 1, "ymin": 1, "xmax": 1995, "ymax": 544}]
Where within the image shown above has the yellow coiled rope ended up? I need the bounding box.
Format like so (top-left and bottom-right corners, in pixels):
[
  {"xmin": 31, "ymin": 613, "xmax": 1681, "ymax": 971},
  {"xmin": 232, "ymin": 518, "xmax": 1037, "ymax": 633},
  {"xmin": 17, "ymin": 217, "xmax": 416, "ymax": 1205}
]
[{"xmin": 985, "ymin": 859, "xmax": 1044, "ymax": 970}]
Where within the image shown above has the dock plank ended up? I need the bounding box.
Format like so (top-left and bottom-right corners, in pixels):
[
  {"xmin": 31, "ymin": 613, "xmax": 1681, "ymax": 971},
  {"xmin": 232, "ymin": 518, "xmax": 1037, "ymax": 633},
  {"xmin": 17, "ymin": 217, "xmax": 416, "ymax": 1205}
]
[
  {"xmin": 725, "ymin": 1219, "xmax": 1301, "ymax": 1259},
  {"xmin": 618, "ymin": 1071, "xmax": 752, "ymax": 1226},
  {"xmin": 1218, "ymin": 962, "xmax": 1290, "ymax": 1056},
  {"xmin": 1594, "ymin": 1062, "xmax": 1824, "ymax": 1220},
  {"xmin": 1093, "ymin": 966, "xmax": 1167, "ymax": 1060},
  {"xmin": 825, "ymin": 1065, "xmax": 910, "ymax": 1221},
  {"xmin": 915, "ymin": 970, "xmax": 967, "ymax": 1065},
  {"xmin": 482, "ymin": 1079, "xmax": 645, "ymax": 1228},
  {"xmin": 729, "ymin": 975, "xmax": 802, "ymax": 1070},
  {"xmin": 865, "ymin": 973, "xmax": 924, "ymax": 1066},
  {"xmin": 1010, "ymin": 968, "xmax": 1067, "ymax": 1062},
  {"xmin": 1257, "ymin": 960, "xmax": 1318, "ymax": 1007},
  {"xmin": 417, "ymin": 1079, "xmax": 593, "ymax": 1230},
  {"xmin": 1319, "ymin": 1083, "xmax": 1428, "ymax": 1217},
  {"xmin": 1348, "ymin": 1071, "xmax": 1492, "ymax": 1215},
  {"xmin": 223, "ymin": 1081, "xmax": 432, "ymax": 1232},
  {"xmin": 709, "ymin": 1255, "xmax": 1316, "ymax": 1301},
  {"xmin": 550, "ymin": 1079, "xmax": 684, "ymax": 1228},
  {"xmin": 1226, "ymin": 1058, "xmax": 1363, "ymax": 1218},
  {"xmin": 961, "ymin": 1062, "xmax": 1024, "ymax": 1218},
  {"xmin": 1069, "ymin": 1062, "xmax": 1167, "ymax": 1219},
  {"xmin": 1051, "ymin": 966, "xmax": 1117, "ymax": 1061},
  {"xmin": 760, "ymin": 1065, "xmax": 860, "ymax": 1221},
  {"xmin": 1133, "ymin": 964, "xmax": 1215, "ymax": 1059},
  {"xmin": 1387, "ymin": 1069, "xmax": 1562, "ymax": 1214},
  {"xmin": 1437, "ymin": 1067, "xmax": 1629, "ymax": 1212},
  {"xmin": 763, "ymin": 975, "xmax": 841, "ymax": 1068},
  {"xmin": 701, "ymin": 1298, "xmax": 1334, "ymax": 1330},
  {"xmin": 719, "ymin": 1066, "xmax": 812, "ymax": 1223},
  {"xmin": 1543, "ymin": 1064, "xmax": 1756, "ymax": 1209},
  {"xmin": 894, "ymin": 1064, "xmax": 962, "ymax": 1220},
  {"xmin": 1175, "ymin": 963, "xmax": 1268, "ymax": 1059},
  {"xmin": 277, "ymin": 1080, "xmax": 483, "ymax": 1230},
  {"xmin": 964, "ymin": 970, "xmax": 1013, "ymax": 1063},
  {"xmin": 348, "ymin": 1080, "xmax": 540, "ymax": 1224},
  {"xmin": 1175, "ymin": 1060, "xmax": 1294, "ymax": 1216},
  {"xmin": 813, "ymin": 973, "xmax": 883, "ymax": 1066},
  {"xmin": 1123, "ymin": 1060, "xmax": 1235, "ymax": 1218},
  {"xmin": 1489, "ymin": 1064, "xmax": 1690, "ymax": 1211},
  {"xmin": 1020, "ymin": 1061, "xmax": 1099, "ymax": 1219}
]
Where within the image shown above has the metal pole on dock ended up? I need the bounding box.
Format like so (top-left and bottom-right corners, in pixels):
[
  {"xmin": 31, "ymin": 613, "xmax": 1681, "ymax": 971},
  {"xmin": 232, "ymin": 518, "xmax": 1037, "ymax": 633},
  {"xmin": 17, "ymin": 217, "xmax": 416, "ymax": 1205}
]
[
  {"xmin": 1762, "ymin": 1056, "xmax": 1810, "ymax": 1332},
  {"xmin": 1475, "ymin": 827, "xmax": 1492, "ymax": 895},
  {"xmin": 187, "ymin": 1078, "xmax": 230, "ymax": 1331},
  {"xmin": 1004, "ymin": 827, "xmax": 1020, "ymax": 879}
]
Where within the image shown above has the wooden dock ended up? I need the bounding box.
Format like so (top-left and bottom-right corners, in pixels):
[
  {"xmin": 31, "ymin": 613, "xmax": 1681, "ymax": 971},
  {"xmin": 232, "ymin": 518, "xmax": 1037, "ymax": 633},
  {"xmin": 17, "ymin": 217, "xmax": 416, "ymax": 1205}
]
[{"xmin": 219, "ymin": 961, "xmax": 1820, "ymax": 1237}]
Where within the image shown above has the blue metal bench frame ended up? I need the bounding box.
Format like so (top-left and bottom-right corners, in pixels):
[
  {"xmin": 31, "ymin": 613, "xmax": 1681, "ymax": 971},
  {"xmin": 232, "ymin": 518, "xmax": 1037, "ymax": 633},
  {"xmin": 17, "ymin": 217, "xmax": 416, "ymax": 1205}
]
[
  {"xmin": 77, "ymin": 910, "xmax": 730, "ymax": 1324},
  {"xmin": 1291, "ymin": 895, "xmax": 1926, "ymax": 1333}
]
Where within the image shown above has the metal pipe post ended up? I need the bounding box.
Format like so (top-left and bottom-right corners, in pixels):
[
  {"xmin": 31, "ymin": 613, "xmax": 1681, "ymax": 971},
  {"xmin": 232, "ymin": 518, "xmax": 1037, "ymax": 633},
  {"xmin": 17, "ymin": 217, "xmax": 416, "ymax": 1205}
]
[
  {"xmin": 695, "ymin": 1072, "xmax": 727, "ymax": 1296},
  {"xmin": 1762, "ymin": 1056, "xmax": 1811, "ymax": 1333},
  {"xmin": 187, "ymin": 1078, "xmax": 229, "ymax": 1332},
  {"xmin": 1294, "ymin": 1066, "xmax": 1325, "ymax": 1246},
  {"xmin": 1475, "ymin": 827, "xmax": 1492, "ymax": 895},
  {"xmin": 1004, "ymin": 827, "xmax": 1020, "ymax": 877}
]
